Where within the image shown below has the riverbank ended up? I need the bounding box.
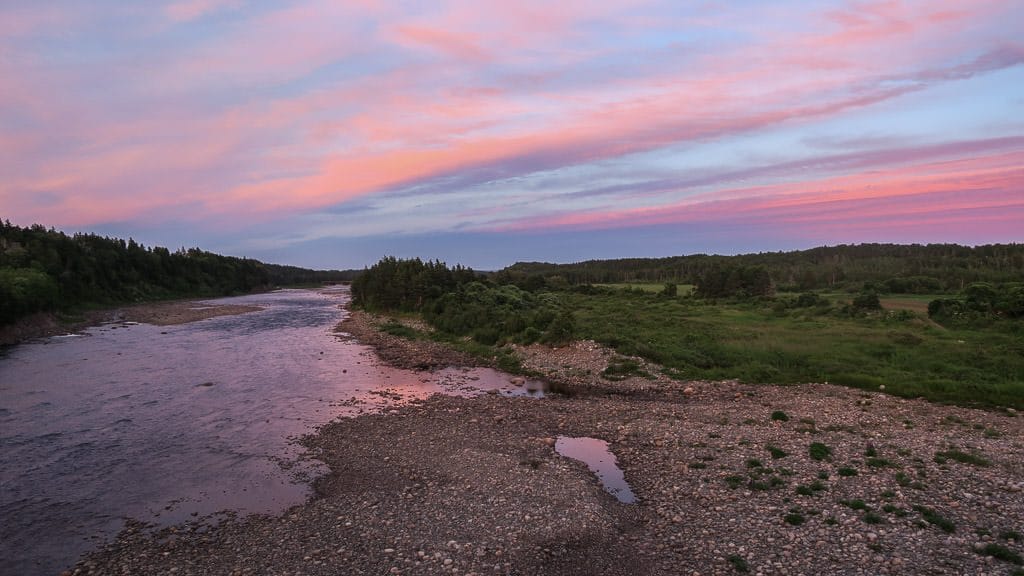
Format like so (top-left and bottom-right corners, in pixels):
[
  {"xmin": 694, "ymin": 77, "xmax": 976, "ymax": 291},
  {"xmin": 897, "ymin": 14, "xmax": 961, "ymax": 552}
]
[
  {"xmin": 74, "ymin": 311, "xmax": 1024, "ymax": 575},
  {"xmin": 0, "ymin": 300, "xmax": 262, "ymax": 347}
]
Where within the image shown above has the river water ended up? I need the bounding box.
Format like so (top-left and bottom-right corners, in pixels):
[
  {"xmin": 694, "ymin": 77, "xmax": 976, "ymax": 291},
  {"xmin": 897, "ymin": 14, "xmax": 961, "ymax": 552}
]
[{"xmin": 0, "ymin": 288, "xmax": 539, "ymax": 576}]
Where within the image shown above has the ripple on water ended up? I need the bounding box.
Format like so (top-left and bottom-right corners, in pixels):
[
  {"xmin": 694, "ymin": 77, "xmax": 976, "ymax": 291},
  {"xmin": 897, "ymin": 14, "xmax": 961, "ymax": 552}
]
[{"xmin": 0, "ymin": 288, "xmax": 548, "ymax": 575}]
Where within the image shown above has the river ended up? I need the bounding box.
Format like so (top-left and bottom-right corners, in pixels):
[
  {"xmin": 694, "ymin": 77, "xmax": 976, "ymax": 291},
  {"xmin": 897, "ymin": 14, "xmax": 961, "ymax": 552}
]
[{"xmin": 0, "ymin": 288, "xmax": 538, "ymax": 575}]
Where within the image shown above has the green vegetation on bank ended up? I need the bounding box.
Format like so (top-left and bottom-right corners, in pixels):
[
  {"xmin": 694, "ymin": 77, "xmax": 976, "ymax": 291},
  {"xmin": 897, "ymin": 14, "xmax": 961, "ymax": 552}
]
[
  {"xmin": 0, "ymin": 221, "xmax": 354, "ymax": 326},
  {"xmin": 353, "ymin": 251, "xmax": 1023, "ymax": 409}
]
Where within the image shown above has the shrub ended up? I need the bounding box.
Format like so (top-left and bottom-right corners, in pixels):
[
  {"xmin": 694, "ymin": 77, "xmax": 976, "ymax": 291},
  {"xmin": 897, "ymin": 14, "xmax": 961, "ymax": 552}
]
[
  {"xmin": 934, "ymin": 449, "xmax": 990, "ymax": 467},
  {"xmin": 914, "ymin": 505, "xmax": 956, "ymax": 533},
  {"xmin": 976, "ymin": 543, "xmax": 1023, "ymax": 565},
  {"xmin": 727, "ymin": 554, "xmax": 750, "ymax": 573},
  {"xmin": 771, "ymin": 410, "xmax": 789, "ymax": 422},
  {"xmin": 784, "ymin": 512, "xmax": 805, "ymax": 526},
  {"xmin": 851, "ymin": 291, "xmax": 881, "ymax": 311},
  {"xmin": 809, "ymin": 443, "xmax": 832, "ymax": 461}
]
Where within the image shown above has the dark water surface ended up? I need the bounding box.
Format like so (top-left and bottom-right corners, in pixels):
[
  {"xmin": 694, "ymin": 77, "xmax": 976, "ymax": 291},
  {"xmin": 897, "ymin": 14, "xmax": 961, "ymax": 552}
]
[{"xmin": 0, "ymin": 288, "xmax": 533, "ymax": 576}]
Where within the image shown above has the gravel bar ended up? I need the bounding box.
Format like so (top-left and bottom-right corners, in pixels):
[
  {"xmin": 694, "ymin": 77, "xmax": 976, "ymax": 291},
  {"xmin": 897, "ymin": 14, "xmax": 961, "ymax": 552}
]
[{"xmin": 72, "ymin": 312, "xmax": 1024, "ymax": 576}]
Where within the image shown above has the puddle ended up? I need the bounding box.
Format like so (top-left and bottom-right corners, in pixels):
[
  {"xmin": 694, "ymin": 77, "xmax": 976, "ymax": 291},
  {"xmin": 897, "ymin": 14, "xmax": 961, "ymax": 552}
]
[{"xmin": 555, "ymin": 436, "xmax": 636, "ymax": 503}]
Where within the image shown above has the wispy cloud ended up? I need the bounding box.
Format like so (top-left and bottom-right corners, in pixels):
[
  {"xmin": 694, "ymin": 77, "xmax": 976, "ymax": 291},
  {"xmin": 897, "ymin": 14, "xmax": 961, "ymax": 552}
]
[{"xmin": 1, "ymin": 0, "xmax": 1021, "ymax": 266}]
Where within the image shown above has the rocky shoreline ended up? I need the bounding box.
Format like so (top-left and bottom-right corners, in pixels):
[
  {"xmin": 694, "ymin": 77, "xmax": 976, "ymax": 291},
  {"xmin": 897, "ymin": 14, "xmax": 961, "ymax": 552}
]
[
  {"xmin": 72, "ymin": 310, "xmax": 1024, "ymax": 575},
  {"xmin": 0, "ymin": 300, "xmax": 261, "ymax": 347}
]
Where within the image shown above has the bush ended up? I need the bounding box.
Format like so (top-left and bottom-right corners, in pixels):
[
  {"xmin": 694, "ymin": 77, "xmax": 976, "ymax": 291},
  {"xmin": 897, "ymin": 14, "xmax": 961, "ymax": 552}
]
[
  {"xmin": 541, "ymin": 309, "xmax": 576, "ymax": 345},
  {"xmin": 0, "ymin": 267, "xmax": 60, "ymax": 324},
  {"xmin": 795, "ymin": 292, "xmax": 824, "ymax": 307},
  {"xmin": 809, "ymin": 443, "xmax": 832, "ymax": 461},
  {"xmin": 851, "ymin": 291, "xmax": 881, "ymax": 311}
]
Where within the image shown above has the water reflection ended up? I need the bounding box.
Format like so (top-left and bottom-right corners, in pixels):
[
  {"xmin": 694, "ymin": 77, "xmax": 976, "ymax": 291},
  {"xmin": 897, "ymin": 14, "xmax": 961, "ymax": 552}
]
[
  {"xmin": 555, "ymin": 436, "xmax": 637, "ymax": 504},
  {"xmin": 0, "ymin": 288, "xmax": 534, "ymax": 576}
]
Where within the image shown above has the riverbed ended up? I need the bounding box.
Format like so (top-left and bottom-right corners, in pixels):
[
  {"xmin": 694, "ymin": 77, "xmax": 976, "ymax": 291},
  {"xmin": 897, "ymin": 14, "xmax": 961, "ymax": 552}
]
[{"xmin": 0, "ymin": 288, "xmax": 533, "ymax": 576}]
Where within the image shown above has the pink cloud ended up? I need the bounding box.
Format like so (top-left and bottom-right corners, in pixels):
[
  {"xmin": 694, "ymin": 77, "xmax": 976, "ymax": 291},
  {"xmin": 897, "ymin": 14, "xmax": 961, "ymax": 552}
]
[
  {"xmin": 164, "ymin": 0, "xmax": 241, "ymax": 23},
  {"xmin": 2, "ymin": 0, "xmax": 1022, "ymax": 240},
  {"xmin": 484, "ymin": 149, "xmax": 1024, "ymax": 235},
  {"xmin": 391, "ymin": 25, "xmax": 490, "ymax": 62}
]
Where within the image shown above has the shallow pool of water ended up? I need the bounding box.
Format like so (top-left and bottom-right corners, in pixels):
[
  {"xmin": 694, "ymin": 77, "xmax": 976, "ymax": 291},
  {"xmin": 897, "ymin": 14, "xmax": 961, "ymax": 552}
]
[
  {"xmin": 555, "ymin": 436, "xmax": 637, "ymax": 504},
  {"xmin": 0, "ymin": 288, "xmax": 533, "ymax": 576}
]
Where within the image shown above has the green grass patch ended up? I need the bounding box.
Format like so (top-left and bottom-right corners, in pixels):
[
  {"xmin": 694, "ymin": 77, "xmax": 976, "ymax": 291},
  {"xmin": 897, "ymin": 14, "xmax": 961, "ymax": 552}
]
[
  {"xmin": 726, "ymin": 554, "xmax": 750, "ymax": 573},
  {"xmin": 809, "ymin": 443, "xmax": 832, "ymax": 461},
  {"xmin": 380, "ymin": 320, "xmax": 421, "ymax": 339},
  {"xmin": 784, "ymin": 512, "xmax": 806, "ymax": 526},
  {"xmin": 840, "ymin": 499, "xmax": 869, "ymax": 511},
  {"xmin": 976, "ymin": 543, "xmax": 1023, "ymax": 565},
  {"xmin": 837, "ymin": 467, "xmax": 858, "ymax": 477},
  {"xmin": 766, "ymin": 445, "xmax": 788, "ymax": 459},
  {"xmin": 866, "ymin": 457, "xmax": 894, "ymax": 468},
  {"xmin": 724, "ymin": 475, "xmax": 745, "ymax": 489},
  {"xmin": 934, "ymin": 449, "xmax": 990, "ymax": 467},
  {"xmin": 914, "ymin": 505, "xmax": 956, "ymax": 533},
  {"xmin": 601, "ymin": 357, "xmax": 652, "ymax": 381},
  {"xmin": 561, "ymin": 291, "xmax": 1024, "ymax": 409},
  {"xmin": 863, "ymin": 511, "xmax": 884, "ymax": 524}
]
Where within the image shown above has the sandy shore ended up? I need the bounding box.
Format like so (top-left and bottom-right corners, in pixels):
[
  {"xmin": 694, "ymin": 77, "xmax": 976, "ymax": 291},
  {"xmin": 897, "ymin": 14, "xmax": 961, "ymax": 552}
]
[
  {"xmin": 72, "ymin": 311, "xmax": 1024, "ymax": 575},
  {"xmin": 0, "ymin": 300, "xmax": 262, "ymax": 346}
]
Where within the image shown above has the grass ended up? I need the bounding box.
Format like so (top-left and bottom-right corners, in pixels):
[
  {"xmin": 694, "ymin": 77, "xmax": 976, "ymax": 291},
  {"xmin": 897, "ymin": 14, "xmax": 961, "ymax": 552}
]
[
  {"xmin": 837, "ymin": 467, "xmax": 858, "ymax": 477},
  {"xmin": 724, "ymin": 475, "xmax": 745, "ymax": 489},
  {"xmin": 866, "ymin": 457, "xmax": 894, "ymax": 468},
  {"xmin": 726, "ymin": 554, "xmax": 750, "ymax": 573},
  {"xmin": 766, "ymin": 445, "xmax": 788, "ymax": 459},
  {"xmin": 840, "ymin": 499, "xmax": 869, "ymax": 511},
  {"xmin": 563, "ymin": 291, "xmax": 1024, "ymax": 409},
  {"xmin": 784, "ymin": 512, "xmax": 806, "ymax": 526},
  {"xmin": 770, "ymin": 410, "xmax": 789, "ymax": 422},
  {"xmin": 809, "ymin": 443, "xmax": 832, "ymax": 461},
  {"xmin": 914, "ymin": 505, "xmax": 956, "ymax": 533},
  {"xmin": 863, "ymin": 511, "xmax": 884, "ymax": 524},
  {"xmin": 601, "ymin": 357, "xmax": 652, "ymax": 381},
  {"xmin": 594, "ymin": 283, "xmax": 696, "ymax": 296},
  {"xmin": 976, "ymin": 543, "xmax": 1023, "ymax": 565},
  {"xmin": 380, "ymin": 320, "xmax": 420, "ymax": 339},
  {"xmin": 934, "ymin": 449, "xmax": 991, "ymax": 467}
]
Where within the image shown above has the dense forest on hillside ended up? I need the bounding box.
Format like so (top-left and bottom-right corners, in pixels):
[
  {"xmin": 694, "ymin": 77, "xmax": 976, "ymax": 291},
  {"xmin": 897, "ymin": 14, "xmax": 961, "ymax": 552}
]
[
  {"xmin": 0, "ymin": 221, "xmax": 354, "ymax": 325},
  {"xmin": 500, "ymin": 243, "xmax": 1024, "ymax": 293}
]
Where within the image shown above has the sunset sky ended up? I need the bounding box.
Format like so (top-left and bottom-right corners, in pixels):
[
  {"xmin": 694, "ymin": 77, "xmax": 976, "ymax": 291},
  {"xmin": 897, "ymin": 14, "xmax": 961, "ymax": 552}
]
[{"xmin": 2, "ymin": 1, "xmax": 1022, "ymax": 269}]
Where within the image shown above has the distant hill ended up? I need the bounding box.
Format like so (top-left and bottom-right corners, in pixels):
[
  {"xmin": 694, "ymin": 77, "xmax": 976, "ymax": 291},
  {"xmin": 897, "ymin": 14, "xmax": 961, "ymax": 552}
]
[
  {"xmin": 499, "ymin": 243, "xmax": 1024, "ymax": 293},
  {"xmin": 0, "ymin": 220, "xmax": 358, "ymax": 326}
]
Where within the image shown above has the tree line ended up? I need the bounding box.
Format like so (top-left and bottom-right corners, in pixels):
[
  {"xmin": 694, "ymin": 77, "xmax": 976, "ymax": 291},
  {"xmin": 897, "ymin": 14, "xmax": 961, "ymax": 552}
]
[
  {"xmin": 0, "ymin": 221, "xmax": 353, "ymax": 325},
  {"xmin": 501, "ymin": 243, "xmax": 1024, "ymax": 293},
  {"xmin": 351, "ymin": 257, "xmax": 576, "ymax": 345}
]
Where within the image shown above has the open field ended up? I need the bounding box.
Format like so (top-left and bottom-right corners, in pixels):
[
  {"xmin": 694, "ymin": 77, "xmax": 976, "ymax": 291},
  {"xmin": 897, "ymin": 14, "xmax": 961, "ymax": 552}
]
[
  {"xmin": 594, "ymin": 283, "xmax": 695, "ymax": 295},
  {"xmin": 563, "ymin": 291, "xmax": 1024, "ymax": 410}
]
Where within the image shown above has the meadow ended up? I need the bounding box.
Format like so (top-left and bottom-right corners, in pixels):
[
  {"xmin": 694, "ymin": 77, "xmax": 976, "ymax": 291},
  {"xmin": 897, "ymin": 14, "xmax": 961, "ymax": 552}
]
[{"xmin": 565, "ymin": 288, "xmax": 1024, "ymax": 410}]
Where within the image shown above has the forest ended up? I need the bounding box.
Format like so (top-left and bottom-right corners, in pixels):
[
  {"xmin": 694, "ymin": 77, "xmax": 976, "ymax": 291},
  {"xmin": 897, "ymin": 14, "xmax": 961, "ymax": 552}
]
[
  {"xmin": 0, "ymin": 221, "xmax": 354, "ymax": 325},
  {"xmin": 499, "ymin": 243, "xmax": 1024, "ymax": 292}
]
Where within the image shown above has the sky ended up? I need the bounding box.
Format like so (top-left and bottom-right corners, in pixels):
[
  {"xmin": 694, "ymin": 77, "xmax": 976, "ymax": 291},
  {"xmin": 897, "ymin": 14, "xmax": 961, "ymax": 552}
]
[{"xmin": 2, "ymin": 1, "xmax": 1022, "ymax": 270}]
